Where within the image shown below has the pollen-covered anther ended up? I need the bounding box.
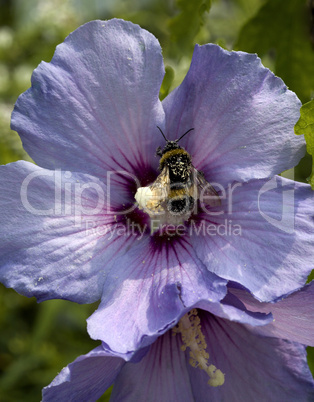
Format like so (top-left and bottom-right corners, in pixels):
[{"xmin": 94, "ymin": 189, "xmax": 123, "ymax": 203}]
[{"xmin": 173, "ymin": 309, "xmax": 225, "ymax": 387}]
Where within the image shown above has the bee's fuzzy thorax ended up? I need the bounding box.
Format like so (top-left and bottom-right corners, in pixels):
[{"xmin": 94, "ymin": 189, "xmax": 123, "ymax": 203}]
[{"xmin": 159, "ymin": 148, "xmax": 190, "ymax": 170}]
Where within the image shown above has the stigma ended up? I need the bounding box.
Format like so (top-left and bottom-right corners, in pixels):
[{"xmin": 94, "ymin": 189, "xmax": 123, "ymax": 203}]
[{"xmin": 173, "ymin": 309, "xmax": 225, "ymax": 387}]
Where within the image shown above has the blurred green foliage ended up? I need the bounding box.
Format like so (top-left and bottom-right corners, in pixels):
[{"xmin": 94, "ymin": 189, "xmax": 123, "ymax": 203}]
[
  {"xmin": 0, "ymin": 0, "xmax": 313, "ymax": 400},
  {"xmin": 295, "ymin": 100, "xmax": 314, "ymax": 188},
  {"xmin": 168, "ymin": 0, "xmax": 212, "ymax": 54},
  {"xmin": 236, "ymin": 0, "xmax": 314, "ymax": 104}
]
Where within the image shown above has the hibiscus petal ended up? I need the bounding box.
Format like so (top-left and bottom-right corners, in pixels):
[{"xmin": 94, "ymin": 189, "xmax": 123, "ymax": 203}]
[
  {"xmin": 185, "ymin": 311, "xmax": 314, "ymax": 401},
  {"xmin": 11, "ymin": 19, "xmax": 165, "ymax": 178},
  {"xmin": 191, "ymin": 176, "xmax": 314, "ymax": 301},
  {"xmin": 87, "ymin": 236, "xmax": 227, "ymax": 354},
  {"xmin": 0, "ymin": 161, "xmax": 137, "ymax": 303},
  {"xmin": 163, "ymin": 44, "xmax": 304, "ymax": 187},
  {"xmin": 110, "ymin": 329, "xmax": 194, "ymax": 402},
  {"xmin": 196, "ymin": 292, "xmax": 273, "ymax": 328},
  {"xmin": 42, "ymin": 309, "xmax": 314, "ymax": 401},
  {"xmin": 230, "ymin": 282, "xmax": 314, "ymax": 346},
  {"xmin": 42, "ymin": 346, "xmax": 124, "ymax": 402}
]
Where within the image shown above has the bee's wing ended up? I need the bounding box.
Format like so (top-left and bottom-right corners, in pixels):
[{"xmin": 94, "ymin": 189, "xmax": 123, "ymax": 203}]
[
  {"xmin": 189, "ymin": 167, "xmax": 221, "ymax": 207},
  {"xmin": 150, "ymin": 166, "xmax": 170, "ymax": 193},
  {"xmin": 148, "ymin": 166, "xmax": 171, "ymax": 210}
]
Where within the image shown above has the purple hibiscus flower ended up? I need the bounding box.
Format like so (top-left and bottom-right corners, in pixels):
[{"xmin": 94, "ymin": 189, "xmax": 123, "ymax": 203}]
[
  {"xmin": 0, "ymin": 19, "xmax": 313, "ymax": 355},
  {"xmin": 42, "ymin": 283, "xmax": 314, "ymax": 401}
]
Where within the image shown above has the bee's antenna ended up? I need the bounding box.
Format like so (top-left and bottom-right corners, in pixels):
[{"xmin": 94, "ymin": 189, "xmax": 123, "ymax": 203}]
[
  {"xmin": 157, "ymin": 126, "xmax": 168, "ymax": 142},
  {"xmin": 177, "ymin": 128, "xmax": 194, "ymax": 142}
]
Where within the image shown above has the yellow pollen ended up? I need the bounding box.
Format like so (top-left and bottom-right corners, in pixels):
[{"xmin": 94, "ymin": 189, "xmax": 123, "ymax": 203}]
[{"xmin": 173, "ymin": 309, "xmax": 225, "ymax": 387}]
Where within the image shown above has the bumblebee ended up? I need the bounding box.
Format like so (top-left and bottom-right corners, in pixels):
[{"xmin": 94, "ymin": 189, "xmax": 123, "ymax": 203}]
[{"xmin": 146, "ymin": 126, "xmax": 220, "ymax": 216}]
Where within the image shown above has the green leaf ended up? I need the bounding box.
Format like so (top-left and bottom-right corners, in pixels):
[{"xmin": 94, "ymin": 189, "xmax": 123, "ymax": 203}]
[
  {"xmin": 295, "ymin": 100, "xmax": 314, "ymax": 189},
  {"xmin": 159, "ymin": 65, "xmax": 175, "ymax": 100},
  {"xmin": 168, "ymin": 0, "xmax": 212, "ymax": 55},
  {"xmin": 235, "ymin": 0, "xmax": 314, "ymax": 103}
]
